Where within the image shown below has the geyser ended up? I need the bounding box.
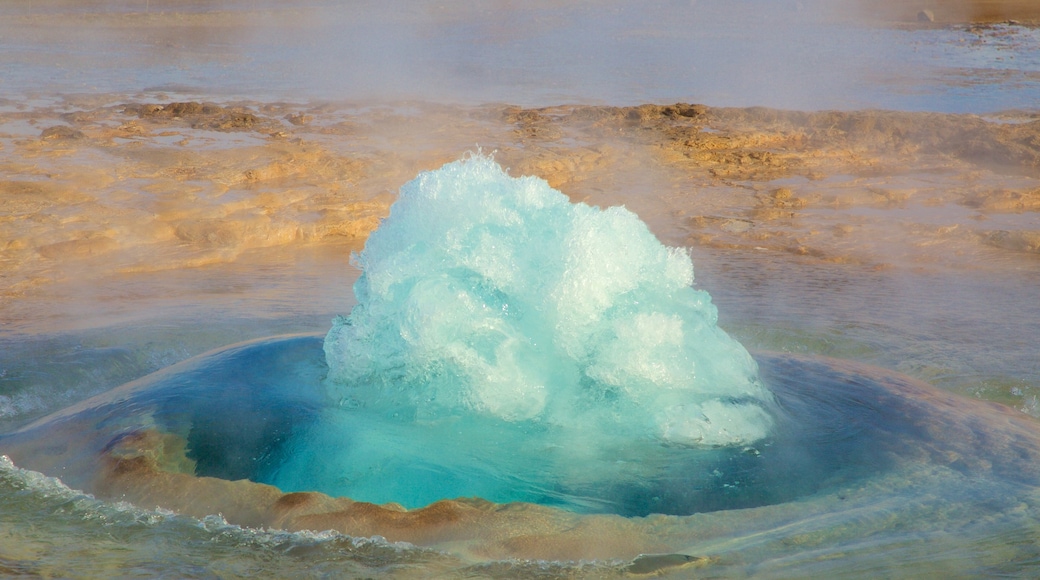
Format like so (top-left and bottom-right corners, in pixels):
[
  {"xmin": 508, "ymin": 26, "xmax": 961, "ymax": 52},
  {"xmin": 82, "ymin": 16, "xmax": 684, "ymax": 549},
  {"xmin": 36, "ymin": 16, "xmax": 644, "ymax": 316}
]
[
  {"xmin": 265, "ymin": 154, "xmax": 777, "ymax": 513},
  {"xmin": 6, "ymin": 151, "xmax": 1039, "ymax": 561}
]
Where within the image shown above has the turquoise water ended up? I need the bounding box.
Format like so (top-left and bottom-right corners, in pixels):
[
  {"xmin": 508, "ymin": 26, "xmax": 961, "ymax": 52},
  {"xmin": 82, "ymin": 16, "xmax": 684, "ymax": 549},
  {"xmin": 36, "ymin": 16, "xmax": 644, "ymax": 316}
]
[
  {"xmin": 272, "ymin": 155, "xmax": 773, "ymax": 509},
  {"xmin": 2, "ymin": 149, "xmax": 1039, "ymax": 576},
  {"xmin": 6, "ymin": 333, "xmax": 1040, "ymax": 576},
  {"xmin": 1, "ymin": 1, "xmax": 1040, "ymax": 578}
]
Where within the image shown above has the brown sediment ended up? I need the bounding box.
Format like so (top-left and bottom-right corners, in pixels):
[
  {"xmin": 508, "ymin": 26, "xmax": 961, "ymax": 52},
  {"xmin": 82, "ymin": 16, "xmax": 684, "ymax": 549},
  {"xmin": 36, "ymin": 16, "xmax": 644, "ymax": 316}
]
[
  {"xmin": 962, "ymin": 187, "xmax": 1040, "ymax": 211},
  {"xmin": 0, "ymin": 101, "xmax": 389, "ymax": 306},
  {"xmin": 126, "ymin": 102, "xmax": 277, "ymax": 133},
  {"xmin": 853, "ymin": 0, "xmax": 1040, "ymax": 25},
  {"xmin": 74, "ymin": 424, "xmax": 677, "ymax": 561},
  {"xmin": 984, "ymin": 229, "xmax": 1040, "ymax": 253},
  {"xmin": 3, "ymin": 99, "xmax": 1040, "ymax": 331},
  {"xmin": 498, "ymin": 103, "xmax": 1040, "ymax": 267}
]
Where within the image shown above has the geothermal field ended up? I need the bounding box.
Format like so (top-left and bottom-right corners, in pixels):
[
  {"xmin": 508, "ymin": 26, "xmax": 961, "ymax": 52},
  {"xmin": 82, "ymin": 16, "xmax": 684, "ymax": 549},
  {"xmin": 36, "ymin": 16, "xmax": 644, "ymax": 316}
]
[{"xmin": 1, "ymin": 1, "xmax": 1040, "ymax": 578}]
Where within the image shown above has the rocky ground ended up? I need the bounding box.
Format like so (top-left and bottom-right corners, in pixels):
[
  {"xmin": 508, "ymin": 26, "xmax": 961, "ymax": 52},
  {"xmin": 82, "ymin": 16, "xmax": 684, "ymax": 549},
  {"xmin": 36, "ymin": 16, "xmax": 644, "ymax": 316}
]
[{"xmin": 3, "ymin": 99, "xmax": 1037, "ymax": 323}]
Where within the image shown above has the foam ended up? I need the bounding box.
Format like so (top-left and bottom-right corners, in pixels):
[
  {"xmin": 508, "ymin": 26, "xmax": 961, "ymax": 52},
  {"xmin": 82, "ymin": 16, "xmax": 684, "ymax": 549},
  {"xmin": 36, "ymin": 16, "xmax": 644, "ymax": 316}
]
[
  {"xmin": 325, "ymin": 153, "xmax": 771, "ymax": 437},
  {"xmin": 305, "ymin": 154, "xmax": 775, "ymax": 507}
]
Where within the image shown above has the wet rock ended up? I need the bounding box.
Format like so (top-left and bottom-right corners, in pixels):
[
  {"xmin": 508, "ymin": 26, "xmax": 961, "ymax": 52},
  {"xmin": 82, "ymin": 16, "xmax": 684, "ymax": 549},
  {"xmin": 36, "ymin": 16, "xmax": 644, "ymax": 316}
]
[
  {"xmin": 772, "ymin": 187, "xmax": 793, "ymax": 201},
  {"xmin": 174, "ymin": 219, "xmax": 243, "ymax": 248},
  {"xmin": 506, "ymin": 108, "xmax": 563, "ymax": 141},
  {"xmin": 37, "ymin": 236, "xmax": 117, "ymax": 259},
  {"xmin": 961, "ymin": 188, "xmax": 1040, "ymax": 212},
  {"xmin": 985, "ymin": 230, "xmax": 1040, "ymax": 253},
  {"xmin": 157, "ymin": 102, "xmax": 223, "ymax": 117},
  {"xmin": 210, "ymin": 112, "xmax": 260, "ymax": 130},
  {"xmin": 661, "ymin": 103, "xmax": 708, "ymax": 119},
  {"xmin": 40, "ymin": 126, "xmax": 85, "ymax": 140},
  {"xmin": 689, "ymin": 215, "xmax": 755, "ymax": 234},
  {"xmin": 625, "ymin": 553, "xmax": 707, "ymax": 575},
  {"xmin": 117, "ymin": 121, "xmax": 147, "ymax": 136},
  {"xmin": 750, "ymin": 187, "xmax": 807, "ymax": 219},
  {"xmin": 60, "ymin": 111, "xmax": 103, "ymax": 124},
  {"xmin": 127, "ymin": 101, "xmax": 264, "ymax": 132}
]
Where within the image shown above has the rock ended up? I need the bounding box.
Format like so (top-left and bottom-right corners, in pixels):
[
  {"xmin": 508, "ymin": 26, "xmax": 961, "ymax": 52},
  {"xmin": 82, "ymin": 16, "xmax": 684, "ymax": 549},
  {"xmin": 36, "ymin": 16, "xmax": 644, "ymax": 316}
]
[
  {"xmin": 917, "ymin": 9, "xmax": 935, "ymax": 23},
  {"xmin": 40, "ymin": 126, "xmax": 85, "ymax": 140},
  {"xmin": 626, "ymin": 553, "xmax": 707, "ymax": 575}
]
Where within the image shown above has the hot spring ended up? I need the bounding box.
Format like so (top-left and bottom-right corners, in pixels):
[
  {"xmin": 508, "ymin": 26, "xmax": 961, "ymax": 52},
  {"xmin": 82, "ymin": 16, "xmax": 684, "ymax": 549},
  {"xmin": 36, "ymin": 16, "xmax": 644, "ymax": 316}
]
[
  {"xmin": 269, "ymin": 153, "xmax": 776, "ymax": 514},
  {"xmin": 5, "ymin": 153, "xmax": 1040, "ymax": 576},
  {"xmin": 3, "ymin": 2, "xmax": 1040, "ymax": 576}
]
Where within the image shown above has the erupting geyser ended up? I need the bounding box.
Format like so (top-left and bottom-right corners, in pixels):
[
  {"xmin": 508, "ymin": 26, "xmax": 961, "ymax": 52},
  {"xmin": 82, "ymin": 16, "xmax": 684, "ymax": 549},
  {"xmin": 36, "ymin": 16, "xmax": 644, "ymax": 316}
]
[
  {"xmin": 265, "ymin": 154, "xmax": 776, "ymax": 512},
  {"xmin": 6, "ymin": 153, "xmax": 1040, "ymax": 570}
]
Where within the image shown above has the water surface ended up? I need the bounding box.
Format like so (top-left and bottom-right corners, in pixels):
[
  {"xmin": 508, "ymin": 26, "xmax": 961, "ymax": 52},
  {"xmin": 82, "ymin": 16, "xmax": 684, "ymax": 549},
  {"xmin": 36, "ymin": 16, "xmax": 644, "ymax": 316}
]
[
  {"xmin": 1, "ymin": 1, "xmax": 1039, "ymax": 578},
  {"xmin": 2, "ymin": 0, "xmax": 1040, "ymax": 111}
]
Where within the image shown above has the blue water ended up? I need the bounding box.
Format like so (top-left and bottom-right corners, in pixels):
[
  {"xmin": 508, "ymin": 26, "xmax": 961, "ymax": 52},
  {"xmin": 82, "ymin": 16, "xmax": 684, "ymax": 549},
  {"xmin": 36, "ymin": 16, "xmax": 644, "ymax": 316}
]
[
  {"xmin": 1, "ymin": 1, "xmax": 1039, "ymax": 576},
  {"xmin": 266, "ymin": 155, "xmax": 773, "ymax": 509}
]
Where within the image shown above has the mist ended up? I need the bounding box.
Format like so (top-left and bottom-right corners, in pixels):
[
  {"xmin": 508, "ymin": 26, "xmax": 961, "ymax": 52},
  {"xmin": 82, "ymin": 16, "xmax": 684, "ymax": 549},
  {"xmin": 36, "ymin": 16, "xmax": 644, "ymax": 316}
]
[
  {"xmin": 2, "ymin": 0, "xmax": 1040, "ymax": 575},
  {"xmin": 2, "ymin": 0, "xmax": 1038, "ymax": 111}
]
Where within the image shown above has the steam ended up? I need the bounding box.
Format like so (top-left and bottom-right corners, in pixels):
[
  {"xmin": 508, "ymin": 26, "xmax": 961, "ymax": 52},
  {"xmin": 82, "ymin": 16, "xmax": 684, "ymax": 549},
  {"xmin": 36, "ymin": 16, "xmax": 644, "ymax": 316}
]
[{"xmin": 3, "ymin": 0, "xmax": 1031, "ymax": 112}]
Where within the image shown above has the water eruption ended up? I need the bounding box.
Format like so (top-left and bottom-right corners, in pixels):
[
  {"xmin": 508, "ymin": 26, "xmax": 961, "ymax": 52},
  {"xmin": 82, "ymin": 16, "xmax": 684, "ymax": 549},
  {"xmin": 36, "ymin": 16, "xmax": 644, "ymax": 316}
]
[
  {"xmin": 3, "ymin": 152, "xmax": 1040, "ymax": 573},
  {"xmin": 2, "ymin": 0, "xmax": 1040, "ymax": 574},
  {"xmin": 258, "ymin": 153, "xmax": 776, "ymax": 512}
]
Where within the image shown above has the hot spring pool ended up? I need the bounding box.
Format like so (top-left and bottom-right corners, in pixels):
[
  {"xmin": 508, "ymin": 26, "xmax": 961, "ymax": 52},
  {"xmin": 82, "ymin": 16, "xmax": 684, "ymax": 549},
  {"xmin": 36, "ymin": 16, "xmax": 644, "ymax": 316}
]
[
  {"xmin": 2, "ymin": 0, "xmax": 1040, "ymax": 574},
  {"xmin": 5, "ymin": 333, "xmax": 1040, "ymax": 575},
  {"xmin": 3, "ymin": 155, "xmax": 1040, "ymax": 577}
]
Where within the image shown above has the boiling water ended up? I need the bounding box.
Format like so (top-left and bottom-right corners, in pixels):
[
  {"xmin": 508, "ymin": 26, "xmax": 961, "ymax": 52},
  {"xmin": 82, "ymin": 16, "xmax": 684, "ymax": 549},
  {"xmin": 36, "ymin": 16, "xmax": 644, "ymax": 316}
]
[
  {"xmin": 2, "ymin": 1, "xmax": 1040, "ymax": 578},
  {"xmin": 268, "ymin": 155, "xmax": 773, "ymax": 511}
]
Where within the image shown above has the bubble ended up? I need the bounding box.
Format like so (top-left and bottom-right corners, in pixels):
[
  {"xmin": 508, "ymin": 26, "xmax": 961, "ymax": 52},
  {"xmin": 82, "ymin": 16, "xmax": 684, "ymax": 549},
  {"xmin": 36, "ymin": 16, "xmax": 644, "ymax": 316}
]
[{"xmin": 273, "ymin": 154, "xmax": 776, "ymax": 511}]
